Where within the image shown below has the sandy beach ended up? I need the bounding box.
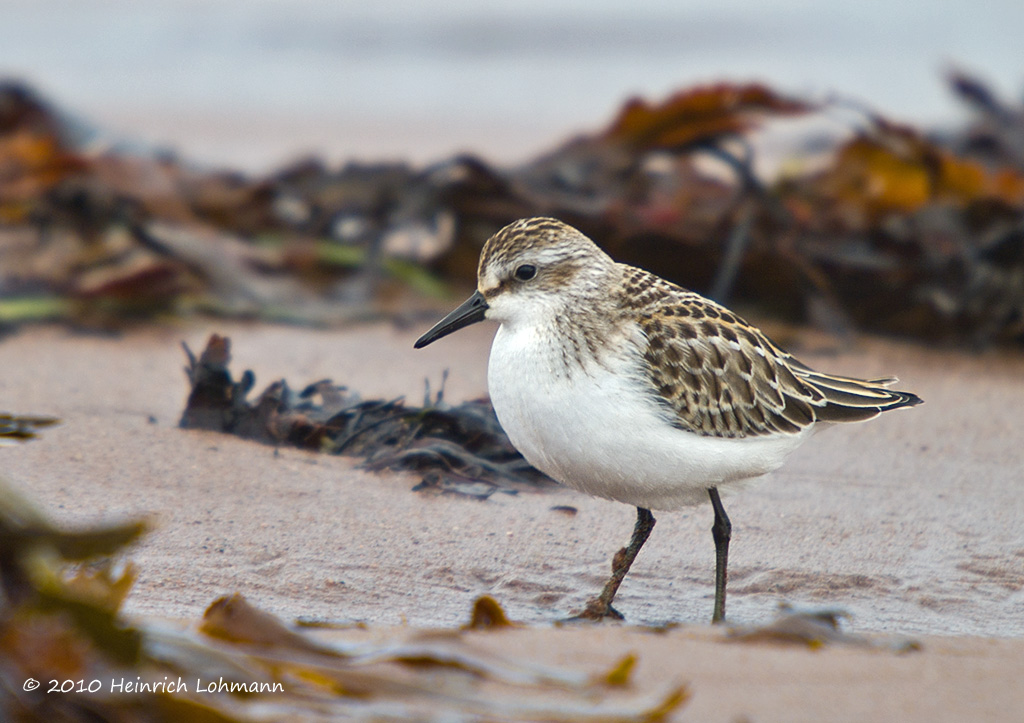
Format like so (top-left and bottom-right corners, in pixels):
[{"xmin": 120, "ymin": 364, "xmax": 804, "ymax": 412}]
[
  {"xmin": 3, "ymin": 3, "xmax": 1024, "ymax": 717},
  {"xmin": 1, "ymin": 318, "xmax": 1022, "ymax": 720}
]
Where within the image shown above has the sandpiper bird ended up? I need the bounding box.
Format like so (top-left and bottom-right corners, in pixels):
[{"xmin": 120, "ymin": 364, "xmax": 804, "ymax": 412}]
[{"xmin": 415, "ymin": 217, "xmax": 922, "ymax": 623}]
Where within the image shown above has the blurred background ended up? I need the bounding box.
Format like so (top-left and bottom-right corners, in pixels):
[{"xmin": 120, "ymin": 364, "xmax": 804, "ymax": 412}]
[
  {"xmin": 2, "ymin": 0, "xmax": 1024, "ymax": 345},
  {"xmin": 2, "ymin": 0, "xmax": 1022, "ymax": 171}
]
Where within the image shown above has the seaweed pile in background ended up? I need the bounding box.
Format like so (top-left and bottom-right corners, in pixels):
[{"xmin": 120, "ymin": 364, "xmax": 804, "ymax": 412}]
[
  {"xmin": 2, "ymin": 71, "xmax": 1024, "ymax": 344},
  {"xmin": 0, "ymin": 477, "xmax": 687, "ymax": 721},
  {"xmin": 180, "ymin": 334, "xmax": 550, "ymax": 498}
]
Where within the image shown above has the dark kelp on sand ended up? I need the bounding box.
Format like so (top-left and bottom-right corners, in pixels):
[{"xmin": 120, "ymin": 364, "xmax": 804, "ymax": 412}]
[
  {"xmin": 179, "ymin": 333, "xmax": 550, "ymax": 498},
  {"xmin": 3, "ymin": 73, "xmax": 1024, "ymax": 344}
]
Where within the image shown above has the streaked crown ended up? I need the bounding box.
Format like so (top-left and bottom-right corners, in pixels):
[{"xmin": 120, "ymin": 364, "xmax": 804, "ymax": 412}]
[{"xmin": 476, "ymin": 218, "xmax": 615, "ymax": 304}]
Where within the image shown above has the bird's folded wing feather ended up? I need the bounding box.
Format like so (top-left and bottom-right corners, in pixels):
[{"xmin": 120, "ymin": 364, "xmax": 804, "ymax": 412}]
[{"xmin": 619, "ymin": 267, "xmax": 922, "ymax": 439}]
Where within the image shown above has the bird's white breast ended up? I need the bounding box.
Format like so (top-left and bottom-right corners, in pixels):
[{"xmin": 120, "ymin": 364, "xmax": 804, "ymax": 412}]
[{"xmin": 486, "ymin": 320, "xmax": 810, "ymax": 510}]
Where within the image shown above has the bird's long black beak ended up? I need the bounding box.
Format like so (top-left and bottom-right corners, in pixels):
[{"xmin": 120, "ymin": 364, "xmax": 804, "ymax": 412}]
[{"xmin": 414, "ymin": 290, "xmax": 489, "ymax": 348}]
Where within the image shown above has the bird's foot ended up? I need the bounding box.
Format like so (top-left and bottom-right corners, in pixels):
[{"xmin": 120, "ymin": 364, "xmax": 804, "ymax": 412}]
[{"xmin": 564, "ymin": 597, "xmax": 625, "ymax": 622}]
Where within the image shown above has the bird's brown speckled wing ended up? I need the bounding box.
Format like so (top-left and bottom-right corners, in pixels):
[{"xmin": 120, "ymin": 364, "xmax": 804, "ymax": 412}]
[{"xmin": 617, "ymin": 267, "xmax": 922, "ymax": 438}]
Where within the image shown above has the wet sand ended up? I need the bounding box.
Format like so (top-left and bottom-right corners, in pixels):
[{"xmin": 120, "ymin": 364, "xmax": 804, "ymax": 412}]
[{"xmin": 2, "ymin": 320, "xmax": 1023, "ymax": 720}]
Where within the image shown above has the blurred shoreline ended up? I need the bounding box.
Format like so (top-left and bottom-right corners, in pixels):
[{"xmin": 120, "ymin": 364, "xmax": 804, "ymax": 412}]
[{"xmin": 4, "ymin": 0, "xmax": 1023, "ymax": 173}]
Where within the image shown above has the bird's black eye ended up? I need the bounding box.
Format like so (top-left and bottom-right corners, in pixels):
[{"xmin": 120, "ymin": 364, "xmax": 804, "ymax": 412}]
[{"xmin": 514, "ymin": 264, "xmax": 537, "ymax": 281}]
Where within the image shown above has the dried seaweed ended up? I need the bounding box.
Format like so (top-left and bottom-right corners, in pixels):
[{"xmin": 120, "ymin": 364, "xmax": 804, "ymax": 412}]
[
  {"xmin": 180, "ymin": 593, "xmax": 693, "ymax": 722},
  {"xmin": 727, "ymin": 605, "xmax": 921, "ymax": 653},
  {"xmin": 603, "ymin": 83, "xmax": 811, "ymax": 151},
  {"xmin": 463, "ymin": 595, "xmax": 515, "ymax": 630},
  {"xmin": 180, "ymin": 334, "xmax": 550, "ymax": 496},
  {"xmin": 0, "ymin": 476, "xmax": 148, "ymax": 694},
  {"xmin": 0, "ymin": 413, "xmax": 59, "ymax": 444},
  {"xmin": 4, "ymin": 76, "xmax": 1024, "ymax": 344},
  {"xmin": 947, "ymin": 68, "xmax": 1024, "ymax": 171}
]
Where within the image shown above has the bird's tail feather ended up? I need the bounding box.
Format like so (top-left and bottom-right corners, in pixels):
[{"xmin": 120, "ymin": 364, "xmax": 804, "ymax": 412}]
[{"xmin": 797, "ymin": 370, "xmax": 923, "ymax": 423}]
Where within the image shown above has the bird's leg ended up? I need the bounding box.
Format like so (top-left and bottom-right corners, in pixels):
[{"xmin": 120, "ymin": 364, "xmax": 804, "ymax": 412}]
[
  {"xmin": 708, "ymin": 487, "xmax": 732, "ymax": 623},
  {"xmin": 574, "ymin": 507, "xmax": 656, "ymax": 621}
]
